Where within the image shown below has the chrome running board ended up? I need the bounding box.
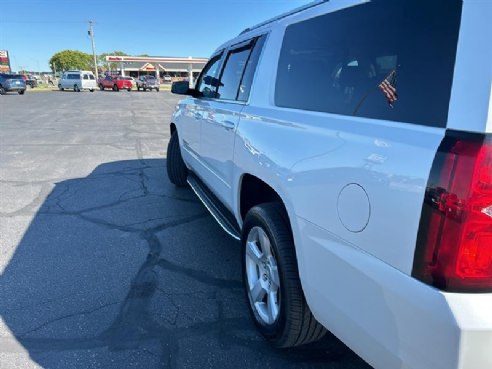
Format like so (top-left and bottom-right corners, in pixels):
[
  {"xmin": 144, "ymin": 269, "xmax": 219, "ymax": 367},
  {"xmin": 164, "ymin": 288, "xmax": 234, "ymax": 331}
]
[{"xmin": 187, "ymin": 173, "xmax": 241, "ymax": 241}]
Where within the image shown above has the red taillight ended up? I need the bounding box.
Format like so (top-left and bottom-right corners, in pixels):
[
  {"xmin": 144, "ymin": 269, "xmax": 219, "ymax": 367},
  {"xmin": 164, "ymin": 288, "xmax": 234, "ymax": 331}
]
[{"xmin": 413, "ymin": 132, "xmax": 492, "ymax": 292}]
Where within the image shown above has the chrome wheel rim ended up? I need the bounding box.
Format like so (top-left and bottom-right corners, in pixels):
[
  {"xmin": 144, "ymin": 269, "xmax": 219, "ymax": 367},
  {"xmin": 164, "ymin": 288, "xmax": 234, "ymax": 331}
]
[{"xmin": 245, "ymin": 226, "xmax": 280, "ymax": 325}]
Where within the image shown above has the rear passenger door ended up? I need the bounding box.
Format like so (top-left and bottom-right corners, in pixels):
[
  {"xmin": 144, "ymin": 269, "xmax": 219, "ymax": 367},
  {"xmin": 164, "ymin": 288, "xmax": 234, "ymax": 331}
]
[{"xmin": 198, "ymin": 35, "xmax": 266, "ymax": 210}]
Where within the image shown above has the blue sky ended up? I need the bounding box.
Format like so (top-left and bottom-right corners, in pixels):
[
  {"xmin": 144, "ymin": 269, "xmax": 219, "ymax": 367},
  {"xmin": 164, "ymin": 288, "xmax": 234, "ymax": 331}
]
[{"xmin": 0, "ymin": 0, "xmax": 311, "ymax": 72}]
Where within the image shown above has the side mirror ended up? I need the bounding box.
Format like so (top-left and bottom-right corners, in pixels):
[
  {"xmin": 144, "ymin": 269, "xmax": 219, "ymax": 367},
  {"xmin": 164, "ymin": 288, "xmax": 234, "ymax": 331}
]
[{"xmin": 171, "ymin": 80, "xmax": 193, "ymax": 95}]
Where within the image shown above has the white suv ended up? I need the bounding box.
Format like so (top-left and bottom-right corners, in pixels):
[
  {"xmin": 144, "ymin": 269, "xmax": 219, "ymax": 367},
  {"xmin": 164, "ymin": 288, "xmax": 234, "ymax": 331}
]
[{"xmin": 166, "ymin": 1, "xmax": 492, "ymax": 368}]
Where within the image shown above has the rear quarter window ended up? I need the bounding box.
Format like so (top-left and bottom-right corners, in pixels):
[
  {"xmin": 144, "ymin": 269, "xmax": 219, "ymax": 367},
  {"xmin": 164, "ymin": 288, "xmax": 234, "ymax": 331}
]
[{"xmin": 275, "ymin": 0, "xmax": 462, "ymax": 127}]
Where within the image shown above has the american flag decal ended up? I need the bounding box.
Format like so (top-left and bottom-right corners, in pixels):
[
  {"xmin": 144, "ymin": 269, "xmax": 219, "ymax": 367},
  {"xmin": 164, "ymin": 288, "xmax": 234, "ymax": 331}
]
[{"xmin": 378, "ymin": 70, "xmax": 398, "ymax": 107}]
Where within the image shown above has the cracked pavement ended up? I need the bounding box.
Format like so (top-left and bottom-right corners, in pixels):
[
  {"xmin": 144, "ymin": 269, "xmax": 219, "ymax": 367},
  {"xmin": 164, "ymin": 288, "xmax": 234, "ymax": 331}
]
[{"xmin": 0, "ymin": 91, "xmax": 370, "ymax": 368}]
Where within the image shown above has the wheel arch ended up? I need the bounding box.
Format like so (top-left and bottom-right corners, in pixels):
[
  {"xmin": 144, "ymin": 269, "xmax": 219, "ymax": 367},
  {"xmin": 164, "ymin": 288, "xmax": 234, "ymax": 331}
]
[
  {"xmin": 237, "ymin": 173, "xmax": 306, "ymax": 281},
  {"xmin": 238, "ymin": 173, "xmax": 290, "ymax": 226}
]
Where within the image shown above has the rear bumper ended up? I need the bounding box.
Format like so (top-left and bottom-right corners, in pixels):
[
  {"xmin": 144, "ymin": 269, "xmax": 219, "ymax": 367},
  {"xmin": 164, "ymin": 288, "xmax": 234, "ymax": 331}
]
[
  {"xmin": 5, "ymin": 86, "xmax": 26, "ymax": 92},
  {"xmin": 296, "ymin": 217, "xmax": 492, "ymax": 369},
  {"xmin": 81, "ymin": 82, "xmax": 97, "ymax": 90},
  {"xmin": 4, "ymin": 82, "xmax": 26, "ymax": 91}
]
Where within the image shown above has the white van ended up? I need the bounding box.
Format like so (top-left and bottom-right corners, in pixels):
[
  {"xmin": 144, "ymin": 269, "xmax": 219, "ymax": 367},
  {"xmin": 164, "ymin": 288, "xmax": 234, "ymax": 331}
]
[
  {"xmin": 167, "ymin": 0, "xmax": 492, "ymax": 368},
  {"xmin": 58, "ymin": 70, "xmax": 97, "ymax": 92}
]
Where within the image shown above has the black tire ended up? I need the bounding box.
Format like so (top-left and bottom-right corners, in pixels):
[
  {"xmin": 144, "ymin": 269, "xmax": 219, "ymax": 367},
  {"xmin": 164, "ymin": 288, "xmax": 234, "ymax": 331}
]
[
  {"xmin": 127, "ymin": 88, "xmax": 131, "ymax": 92},
  {"xmin": 113, "ymin": 84, "xmax": 119, "ymax": 92},
  {"xmin": 156, "ymin": 88, "xmax": 160, "ymax": 92},
  {"xmin": 143, "ymin": 87, "xmax": 147, "ymax": 92},
  {"xmin": 166, "ymin": 131, "xmax": 188, "ymax": 186},
  {"xmin": 74, "ymin": 84, "xmax": 80, "ymax": 92},
  {"xmin": 18, "ymin": 90, "xmax": 25, "ymax": 95},
  {"xmin": 58, "ymin": 84, "xmax": 64, "ymax": 91},
  {"xmin": 99, "ymin": 84, "xmax": 104, "ymax": 91},
  {"xmin": 137, "ymin": 86, "xmax": 140, "ymax": 91},
  {"xmin": 0, "ymin": 86, "xmax": 5, "ymax": 95},
  {"xmin": 90, "ymin": 89, "xmax": 94, "ymax": 92},
  {"xmin": 242, "ymin": 203, "xmax": 327, "ymax": 348}
]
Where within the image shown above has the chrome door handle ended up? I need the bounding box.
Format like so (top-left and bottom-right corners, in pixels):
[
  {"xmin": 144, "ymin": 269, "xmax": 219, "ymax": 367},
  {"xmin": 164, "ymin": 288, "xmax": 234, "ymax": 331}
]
[{"xmin": 222, "ymin": 120, "xmax": 235, "ymax": 130}]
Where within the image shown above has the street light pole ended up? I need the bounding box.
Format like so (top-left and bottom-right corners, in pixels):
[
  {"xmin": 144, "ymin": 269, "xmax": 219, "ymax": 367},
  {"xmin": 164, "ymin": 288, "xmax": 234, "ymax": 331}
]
[{"xmin": 88, "ymin": 21, "xmax": 99, "ymax": 80}]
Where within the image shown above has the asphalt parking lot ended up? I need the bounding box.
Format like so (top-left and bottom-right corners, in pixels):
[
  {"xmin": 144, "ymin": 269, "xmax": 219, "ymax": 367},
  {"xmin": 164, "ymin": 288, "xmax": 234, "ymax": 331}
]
[{"xmin": 0, "ymin": 90, "xmax": 371, "ymax": 369}]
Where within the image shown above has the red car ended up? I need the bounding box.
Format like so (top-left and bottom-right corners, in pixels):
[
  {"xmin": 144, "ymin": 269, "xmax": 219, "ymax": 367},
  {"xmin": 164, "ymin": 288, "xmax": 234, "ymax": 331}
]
[{"xmin": 98, "ymin": 75, "xmax": 133, "ymax": 91}]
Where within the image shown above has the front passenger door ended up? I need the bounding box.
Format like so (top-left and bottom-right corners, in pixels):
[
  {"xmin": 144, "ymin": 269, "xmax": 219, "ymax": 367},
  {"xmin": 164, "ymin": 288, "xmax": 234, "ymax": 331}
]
[
  {"xmin": 178, "ymin": 53, "xmax": 224, "ymax": 174},
  {"xmin": 61, "ymin": 74, "xmax": 69, "ymax": 89}
]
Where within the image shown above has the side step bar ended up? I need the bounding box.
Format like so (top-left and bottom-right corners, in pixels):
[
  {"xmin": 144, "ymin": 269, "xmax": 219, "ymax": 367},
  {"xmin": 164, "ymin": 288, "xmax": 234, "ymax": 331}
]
[{"xmin": 187, "ymin": 173, "xmax": 241, "ymax": 241}]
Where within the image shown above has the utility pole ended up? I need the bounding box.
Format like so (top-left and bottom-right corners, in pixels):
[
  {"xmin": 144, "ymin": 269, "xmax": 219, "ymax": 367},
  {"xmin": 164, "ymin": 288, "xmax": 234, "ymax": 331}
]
[{"xmin": 88, "ymin": 21, "xmax": 99, "ymax": 80}]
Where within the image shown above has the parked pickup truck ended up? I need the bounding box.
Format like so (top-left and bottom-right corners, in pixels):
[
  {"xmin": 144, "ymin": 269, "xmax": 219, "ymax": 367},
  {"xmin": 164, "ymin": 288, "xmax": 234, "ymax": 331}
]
[
  {"xmin": 22, "ymin": 74, "xmax": 37, "ymax": 88},
  {"xmin": 136, "ymin": 75, "xmax": 160, "ymax": 92},
  {"xmin": 98, "ymin": 75, "xmax": 133, "ymax": 91},
  {"xmin": 166, "ymin": 1, "xmax": 492, "ymax": 369}
]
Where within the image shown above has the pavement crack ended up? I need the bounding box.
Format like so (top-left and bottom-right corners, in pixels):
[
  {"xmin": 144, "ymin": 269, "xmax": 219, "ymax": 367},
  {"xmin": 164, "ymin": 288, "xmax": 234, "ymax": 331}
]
[
  {"xmin": 140, "ymin": 168, "xmax": 149, "ymax": 196},
  {"xmin": 0, "ymin": 183, "xmax": 52, "ymax": 217},
  {"xmin": 19, "ymin": 301, "xmax": 122, "ymax": 338},
  {"xmin": 156, "ymin": 258, "xmax": 242, "ymax": 290},
  {"xmin": 136, "ymin": 139, "xmax": 144, "ymax": 160}
]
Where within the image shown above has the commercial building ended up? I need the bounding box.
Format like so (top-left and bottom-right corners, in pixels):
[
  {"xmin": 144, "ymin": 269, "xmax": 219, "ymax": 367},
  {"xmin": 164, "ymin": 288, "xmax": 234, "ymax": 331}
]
[{"xmin": 105, "ymin": 55, "xmax": 207, "ymax": 83}]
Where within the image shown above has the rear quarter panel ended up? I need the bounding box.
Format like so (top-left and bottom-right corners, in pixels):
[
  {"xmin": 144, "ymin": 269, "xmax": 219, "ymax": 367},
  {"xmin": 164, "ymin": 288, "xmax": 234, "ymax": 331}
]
[{"xmin": 235, "ymin": 107, "xmax": 444, "ymax": 275}]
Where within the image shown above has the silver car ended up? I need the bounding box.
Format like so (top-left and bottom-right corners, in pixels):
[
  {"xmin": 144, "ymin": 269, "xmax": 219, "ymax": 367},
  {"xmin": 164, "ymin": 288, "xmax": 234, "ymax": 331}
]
[{"xmin": 136, "ymin": 75, "xmax": 160, "ymax": 92}]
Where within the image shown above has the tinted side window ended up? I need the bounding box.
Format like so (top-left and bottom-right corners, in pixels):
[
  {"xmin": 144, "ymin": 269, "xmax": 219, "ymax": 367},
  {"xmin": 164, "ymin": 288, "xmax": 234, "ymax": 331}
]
[
  {"xmin": 83, "ymin": 74, "xmax": 88, "ymax": 80},
  {"xmin": 217, "ymin": 43, "xmax": 253, "ymax": 100},
  {"xmin": 196, "ymin": 53, "xmax": 223, "ymax": 99},
  {"xmin": 68, "ymin": 74, "xmax": 79, "ymax": 80},
  {"xmin": 89, "ymin": 74, "xmax": 95, "ymax": 80},
  {"xmin": 275, "ymin": 0, "xmax": 462, "ymax": 127},
  {"xmin": 238, "ymin": 35, "xmax": 266, "ymax": 102}
]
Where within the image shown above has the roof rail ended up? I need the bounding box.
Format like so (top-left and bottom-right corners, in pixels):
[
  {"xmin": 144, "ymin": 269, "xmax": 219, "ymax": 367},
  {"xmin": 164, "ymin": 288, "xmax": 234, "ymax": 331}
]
[{"xmin": 239, "ymin": 0, "xmax": 329, "ymax": 35}]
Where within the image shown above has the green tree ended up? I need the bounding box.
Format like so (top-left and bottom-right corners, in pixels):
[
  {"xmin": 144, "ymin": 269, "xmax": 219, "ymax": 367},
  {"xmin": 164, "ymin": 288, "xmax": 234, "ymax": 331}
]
[
  {"xmin": 98, "ymin": 51, "xmax": 128, "ymax": 70},
  {"xmin": 49, "ymin": 50, "xmax": 93, "ymax": 72}
]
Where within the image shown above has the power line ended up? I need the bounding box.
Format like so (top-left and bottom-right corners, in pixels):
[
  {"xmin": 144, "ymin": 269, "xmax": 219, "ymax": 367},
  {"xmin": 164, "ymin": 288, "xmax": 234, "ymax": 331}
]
[{"xmin": 0, "ymin": 20, "xmax": 89, "ymax": 24}]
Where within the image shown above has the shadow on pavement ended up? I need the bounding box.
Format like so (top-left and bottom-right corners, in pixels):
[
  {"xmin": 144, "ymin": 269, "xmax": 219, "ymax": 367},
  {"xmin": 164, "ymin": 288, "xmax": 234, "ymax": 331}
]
[{"xmin": 0, "ymin": 159, "xmax": 370, "ymax": 368}]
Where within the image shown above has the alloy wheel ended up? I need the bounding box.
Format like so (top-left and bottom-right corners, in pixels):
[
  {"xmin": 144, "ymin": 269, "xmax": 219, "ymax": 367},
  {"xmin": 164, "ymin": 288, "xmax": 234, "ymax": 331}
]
[{"xmin": 245, "ymin": 226, "xmax": 281, "ymax": 325}]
